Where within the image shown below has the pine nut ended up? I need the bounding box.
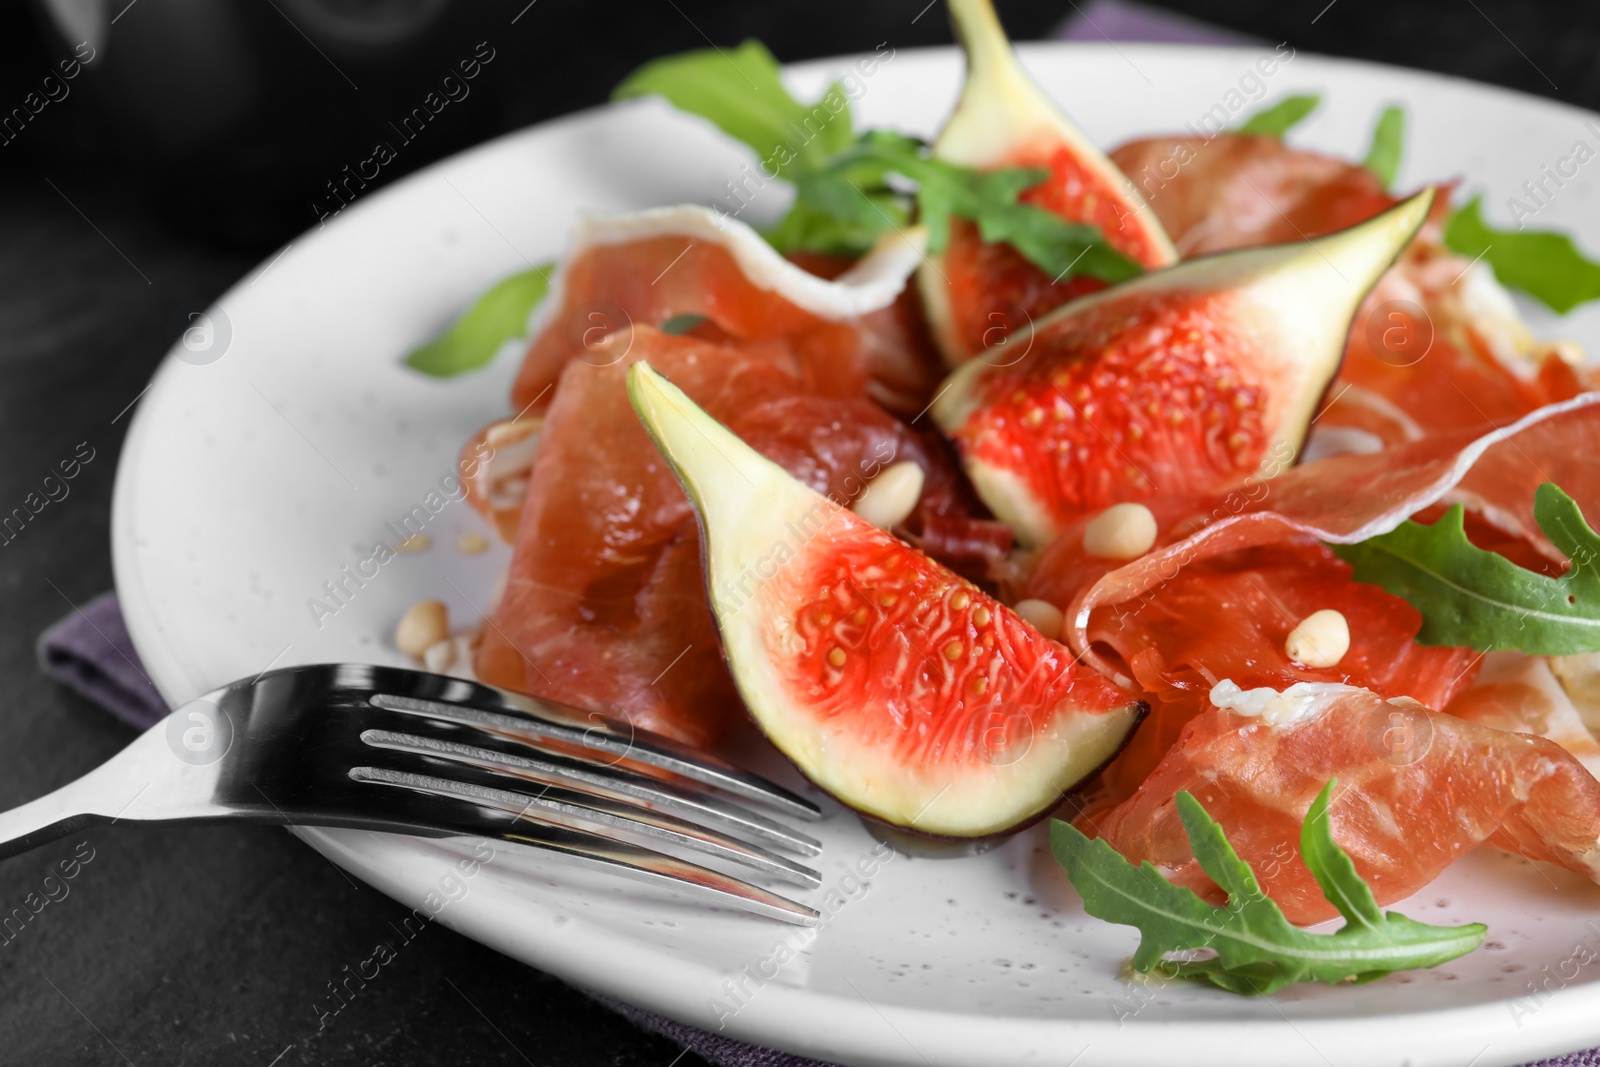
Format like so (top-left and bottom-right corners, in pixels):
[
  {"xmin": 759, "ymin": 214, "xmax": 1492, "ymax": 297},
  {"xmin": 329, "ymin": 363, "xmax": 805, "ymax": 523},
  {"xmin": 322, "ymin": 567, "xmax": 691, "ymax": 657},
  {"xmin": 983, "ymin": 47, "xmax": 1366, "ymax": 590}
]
[
  {"xmin": 853, "ymin": 461, "xmax": 924, "ymax": 529},
  {"xmin": 396, "ymin": 599, "xmax": 449, "ymax": 658},
  {"xmin": 1082, "ymin": 502, "xmax": 1158, "ymax": 560},
  {"xmin": 1285, "ymin": 609, "xmax": 1349, "ymax": 668},
  {"xmin": 485, "ymin": 416, "xmax": 543, "ymax": 447},
  {"xmin": 1012, "ymin": 598, "xmax": 1064, "ymax": 640},
  {"xmin": 422, "ymin": 638, "xmax": 457, "ymax": 673}
]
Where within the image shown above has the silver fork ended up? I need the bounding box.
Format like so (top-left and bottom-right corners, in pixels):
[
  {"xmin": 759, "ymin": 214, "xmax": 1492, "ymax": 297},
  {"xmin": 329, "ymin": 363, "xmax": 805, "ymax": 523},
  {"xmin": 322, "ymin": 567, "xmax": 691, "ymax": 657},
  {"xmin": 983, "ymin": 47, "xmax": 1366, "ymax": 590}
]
[{"xmin": 2, "ymin": 664, "xmax": 824, "ymax": 924}]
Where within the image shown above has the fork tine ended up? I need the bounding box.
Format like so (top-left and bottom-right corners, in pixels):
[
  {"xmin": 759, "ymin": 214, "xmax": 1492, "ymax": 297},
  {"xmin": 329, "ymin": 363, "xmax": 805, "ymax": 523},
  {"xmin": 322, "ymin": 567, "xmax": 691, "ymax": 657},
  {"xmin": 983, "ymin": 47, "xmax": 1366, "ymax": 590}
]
[
  {"xmin": 359, "ymin": 729, "xmax": 822, "ymax": 857},
  {"xmin": 346, "ymin": 791, "xmax": 819, "ymax": 926},
  {"xmin": 350, "ymin": 765, "xmax": 822, "ymax": 888},
  {"xmin": 501, "ymin": 824, "xmax": 820, "ymax": 927},
  {"xmin": 367, "ymin": 692, "xmax": 823, "ymax": 822}
]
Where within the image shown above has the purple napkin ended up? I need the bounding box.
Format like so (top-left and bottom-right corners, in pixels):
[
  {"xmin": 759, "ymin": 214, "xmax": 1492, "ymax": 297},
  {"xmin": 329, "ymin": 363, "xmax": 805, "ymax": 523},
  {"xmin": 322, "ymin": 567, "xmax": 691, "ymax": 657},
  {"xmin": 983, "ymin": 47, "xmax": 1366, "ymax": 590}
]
[
  {"xmin": 38, "ymin": 5, "xmax": 1599, "ymax": 1064},
  {"xmin": 37, "ymin": 591, "xmax": 169, "ymax": 729},
  {"xmin": 1054, "ymin": 0, "xmax": 1263, "ymax": 45}
]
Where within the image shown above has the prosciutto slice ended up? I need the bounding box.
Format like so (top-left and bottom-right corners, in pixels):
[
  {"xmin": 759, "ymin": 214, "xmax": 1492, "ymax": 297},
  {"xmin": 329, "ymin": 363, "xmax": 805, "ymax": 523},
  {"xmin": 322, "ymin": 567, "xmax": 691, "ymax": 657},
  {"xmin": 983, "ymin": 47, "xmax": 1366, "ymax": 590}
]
[
  {"xmin": 1110, "ymin": 132, "xmax": 1583, "ymax": 447},
  {"xmin": 1088, "ymin": 682, "xmax": 1600, "ymax": 925},
  {"xmin": 510, "ymin": 207, "xmax": 940, "ymax": 416},
  {"xmin": 1023, "ymin": 392, "xmax": 1600, "ymax": 674},
  {"xmin": 476, "ymin": 326, "xmax": 975, "ymax": 746}
]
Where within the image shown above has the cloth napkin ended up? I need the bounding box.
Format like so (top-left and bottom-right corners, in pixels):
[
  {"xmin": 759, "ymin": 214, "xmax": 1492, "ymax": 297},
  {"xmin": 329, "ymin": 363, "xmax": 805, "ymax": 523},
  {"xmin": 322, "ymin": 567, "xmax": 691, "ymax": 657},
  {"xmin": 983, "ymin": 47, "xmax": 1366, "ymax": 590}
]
[{"xmin": 38, "ymin": 4, "xmax": 1598, "ymax": 1064}]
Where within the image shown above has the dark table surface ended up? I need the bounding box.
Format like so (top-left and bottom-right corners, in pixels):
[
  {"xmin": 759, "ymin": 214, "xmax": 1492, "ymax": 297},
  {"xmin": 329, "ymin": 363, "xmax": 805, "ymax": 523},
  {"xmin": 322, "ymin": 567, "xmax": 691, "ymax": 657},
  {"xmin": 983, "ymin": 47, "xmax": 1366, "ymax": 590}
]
[{"xmin": 2, "ymin": 1, "xmax": 1599, "ymax": 1064}]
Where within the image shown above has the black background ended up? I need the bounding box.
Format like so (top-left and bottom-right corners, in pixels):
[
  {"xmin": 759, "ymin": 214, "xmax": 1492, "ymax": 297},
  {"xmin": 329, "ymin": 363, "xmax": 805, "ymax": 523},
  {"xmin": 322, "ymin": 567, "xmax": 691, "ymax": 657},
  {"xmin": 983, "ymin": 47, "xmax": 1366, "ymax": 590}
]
[{"xmin": 0, "ymin": 1, "xmax": 1596, "ymax": 1064}]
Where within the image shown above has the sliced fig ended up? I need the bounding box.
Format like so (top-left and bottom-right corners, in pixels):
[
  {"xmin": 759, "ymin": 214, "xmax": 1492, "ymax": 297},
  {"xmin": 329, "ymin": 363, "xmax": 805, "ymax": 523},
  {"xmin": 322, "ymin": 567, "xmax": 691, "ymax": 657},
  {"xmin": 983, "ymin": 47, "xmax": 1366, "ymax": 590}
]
[
  {"xmin": 933, "ymin": 188, "xmax": 1436, "ymax": 548},
  {"xmin": 627, "ymin": 362, "xmax": 1144, "ymax": 837},
  {"xmin": 919, "ymin": 0, "xmax": 1177, "ymax": 365}
]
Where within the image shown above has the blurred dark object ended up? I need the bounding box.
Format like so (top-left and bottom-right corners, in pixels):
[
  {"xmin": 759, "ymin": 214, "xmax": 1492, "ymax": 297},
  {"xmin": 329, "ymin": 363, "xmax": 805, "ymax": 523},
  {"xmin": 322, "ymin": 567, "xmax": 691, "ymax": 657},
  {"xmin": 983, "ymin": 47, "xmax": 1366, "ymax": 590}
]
[
  {"xmin": 12, "ymin": 0, "xmax": 511, "ymax": 246},
  {"xmin": 3, "ymin": 0, "xmax": 1599, "ymax": 251},
  {"xmin": 0, "ymin": 0, "xmax": 1067, "ymax": 251}
]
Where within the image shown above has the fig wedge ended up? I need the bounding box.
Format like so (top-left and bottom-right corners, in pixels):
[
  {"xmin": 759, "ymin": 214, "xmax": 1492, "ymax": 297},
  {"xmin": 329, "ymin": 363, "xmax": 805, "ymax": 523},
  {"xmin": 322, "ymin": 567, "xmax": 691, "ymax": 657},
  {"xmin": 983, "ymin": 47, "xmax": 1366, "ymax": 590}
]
[
  {"xmin": 920, "ymin": 0, "xmax": 1178, "ymax": 365},
  {"xmin": 628, "ymin": 362, "xmax": 1144, "ymax": 838},
  {"xmin": 933, "ymin": 187, "xmax": 1436, "ymax": 548}
]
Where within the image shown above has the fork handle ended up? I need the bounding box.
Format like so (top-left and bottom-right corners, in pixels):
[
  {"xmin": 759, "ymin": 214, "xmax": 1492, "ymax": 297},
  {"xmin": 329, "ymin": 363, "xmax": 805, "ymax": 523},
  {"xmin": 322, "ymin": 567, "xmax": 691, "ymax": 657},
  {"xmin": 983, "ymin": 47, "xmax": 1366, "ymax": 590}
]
[
  {"xmin": 0, "ymin": 799, "xmax": 106, "ymax": 861},
  {"xmin": 0, "ymin": 719, "xmax": 219, "ymax": 860}
]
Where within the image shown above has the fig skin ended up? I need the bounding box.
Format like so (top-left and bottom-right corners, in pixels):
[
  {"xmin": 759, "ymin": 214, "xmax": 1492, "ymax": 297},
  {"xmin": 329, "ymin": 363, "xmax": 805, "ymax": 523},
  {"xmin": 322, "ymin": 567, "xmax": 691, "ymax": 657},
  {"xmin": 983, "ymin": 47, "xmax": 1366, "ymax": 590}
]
[{"xmin": 629, "ymin": 362, "xmax": 1149, "ymax": 839}]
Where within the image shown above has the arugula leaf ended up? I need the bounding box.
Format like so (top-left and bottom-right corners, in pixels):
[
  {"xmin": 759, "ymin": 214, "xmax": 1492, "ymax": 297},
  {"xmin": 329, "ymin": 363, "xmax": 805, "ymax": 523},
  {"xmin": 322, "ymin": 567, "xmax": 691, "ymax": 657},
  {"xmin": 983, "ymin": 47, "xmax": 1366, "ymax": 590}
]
[
  {"xmin": 1235, "ymin": 94, "xmax": 1321, "ymax": 138},
  {"xmin": 1051, "ymin": 781, "xmax": 1485, "ymax": 995},
  {"xmin": 660, "ymin": 312, "xmax": 708, "ymax": 334},
  {"xmin": 764, "ymin": 144, "xmax": 914, "ymax": 255},
  {"xmin": 1362, "ymin": 105, "xmax": 1405, "ymax": 188},
  {"xmin": 613, "ymin": 40, "xmax": 852, "ymax": 181},
  {"xmin": 1443, "ymin": 196, "xmax": 1600, "ymax": 314},
  {"xmin": 404, "ymin": 263, "xmax": 553, "ymax": 378},
  {"xmin": 614, "ymin": 47, "xmax": 1139, "ymax": 283},
  {"xmin": 780, "ymin": 130, "xmax": 1144, "ymax": 282},
  {"xmin": 1333, "ymin": 484, "xmax": 1600, "ymax": 654}
]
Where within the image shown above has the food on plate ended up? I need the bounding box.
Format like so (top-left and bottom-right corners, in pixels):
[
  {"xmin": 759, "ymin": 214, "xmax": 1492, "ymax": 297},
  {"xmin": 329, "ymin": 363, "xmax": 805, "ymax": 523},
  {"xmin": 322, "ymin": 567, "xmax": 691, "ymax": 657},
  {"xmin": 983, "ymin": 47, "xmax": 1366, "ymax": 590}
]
[
  {"xmin": 394, "ymin": 598, "xmax": 449, "ymax": 659},
  {"xmin": 1054, "ymin": 780, "xmax": 1486, "ymax": 993},
  {"xmin": 1050, "ymin": 541, "xmax": 1480, "ymax": 821},
  {"xmin": 1110, "ymin": 121, "xmax": 1596, "ymax": 450},
  {"xmin": 628, "ymin": 362, "xmax": 1144, "ymax": 836},
  {"xmin": 1335, "ymin": 484, "xmax": 1600, "ymax": 654},
  {"xmin": 398, "ymin": 0, "xmax": 1600, "ymax": 994},
  {"xmin": 610, "ymin": 21, "xmax": 1152, "ymax": 374},
  {"xmin": 508, "ymin": 207, "xmax": 936, "ymax": 417},
  {"xmin": 405, "ymin": 263, "xmax": 553, "ymax": 379},
  {"xmin": 1109, "ymin": 124, "xmax": 1395, "ymax": 259},
  {"xmin": 1023, "ymin": 394, "xmax": 1600, "ymax": 672},
  {"xmin": 931, "ymin": 190, "xmax": 1433, "ymax": 546},
  {"xmin": 1447, "ymin": 653, "xmax": 1600, "ymax": 778},
  {"xmin": 474, "ymin": 324, "xmax": 976, "ymax": 748},
  {"xmin": 918, "ymin": 0, "xmax": 1176, "ymax": 364},
  {"xmin": 1088, "ymin": 681, "xmax": 1600, "ymax": 924}
]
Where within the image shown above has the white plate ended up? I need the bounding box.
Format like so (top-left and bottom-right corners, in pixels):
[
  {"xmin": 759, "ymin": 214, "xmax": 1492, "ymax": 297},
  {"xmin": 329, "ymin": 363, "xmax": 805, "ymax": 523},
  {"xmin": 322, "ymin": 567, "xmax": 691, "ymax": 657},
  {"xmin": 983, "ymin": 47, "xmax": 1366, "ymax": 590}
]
[{"xmin": 113, "ymin": 44, "xmax": 1600, "ymax": 1067}]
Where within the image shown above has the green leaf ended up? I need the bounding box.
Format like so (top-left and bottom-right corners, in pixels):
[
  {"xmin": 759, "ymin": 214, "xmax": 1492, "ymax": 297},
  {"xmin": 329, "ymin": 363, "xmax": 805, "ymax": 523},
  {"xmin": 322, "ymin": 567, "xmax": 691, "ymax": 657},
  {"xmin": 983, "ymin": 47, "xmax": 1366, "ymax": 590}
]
[
  {"xmin": 1362, "ymin": 105, "xmax": 1405, "ymax": 189},
  {"xmin": 613, "ymin": 40, "xmax": 852, "ymax": 181},
  {"xmin": 404, "ymin": 263, "xmax": 554, "ymax": 378},
  {"xmin": 1334, "ymin": 484, "xmax": 1600, "ymax": 654},
  {"xmin": 1050, "ymin": 780, "xmax": 1486, "ymax": 995},
  {"xmin": 765, "ymin": 149, "xmax": 914, "ymax": 256},
  {"xmin": 616, "ymin": 46, "xmax": 1139, "ymax": 283},
  {"xmin": 660, "ymin": 312, "xmax": 708, "ymax": 334},
  {"xmin": 778, "ymin": 129, "xmax": 1143, "ymax": 283},
  {"xmin": 1443, "ymin": 195, "xmax": 1600, "ymax": 314},
  {"xmin": 1299, "ymin": 782, "xmax": 1384, "ymax": 931},
  {"xmin": 1235, "ymin": 94, "xmax": 1321, "ymax": 138}
]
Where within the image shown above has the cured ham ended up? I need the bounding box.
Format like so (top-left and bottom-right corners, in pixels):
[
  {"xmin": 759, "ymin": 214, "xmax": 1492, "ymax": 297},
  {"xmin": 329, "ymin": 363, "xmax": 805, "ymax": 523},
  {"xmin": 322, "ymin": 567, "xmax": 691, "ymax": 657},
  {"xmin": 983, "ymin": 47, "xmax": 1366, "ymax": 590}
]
[
  {"xmin": 1023, "ymin": 393, "xmax": 1600, "ymax": 674},
  {"xmin": 476, "ymin": 328, "xmax": 795, "ymax": 745},
  {"xmin": 510, "ymin": 207, "xmax": 939, "ymax": 417},
  {"xmin": 1067, "ymin": 541, "xmax": 1479, "ymax": 819},
  {"xmin": 1088, "ymin": 682, "xmax": 1600, "ymax": 924},
  {"xmin": 1110, "ymin": 132, "xmax": 1582, "ymax": 445},
  {"xmin": 1447, "ymin": 653, "xmax": 1600, "ymax": 778},
  {"xmin": 446, "ymin": 40, "xmax": 1600, "ymax": 931},
  {"xmin": 477, "ymin": 326, "xmax": 977, "ymax": 746},
  {"xmin": 1108, "ymin": 133, "xmax": 1395, "ymax": 256}
]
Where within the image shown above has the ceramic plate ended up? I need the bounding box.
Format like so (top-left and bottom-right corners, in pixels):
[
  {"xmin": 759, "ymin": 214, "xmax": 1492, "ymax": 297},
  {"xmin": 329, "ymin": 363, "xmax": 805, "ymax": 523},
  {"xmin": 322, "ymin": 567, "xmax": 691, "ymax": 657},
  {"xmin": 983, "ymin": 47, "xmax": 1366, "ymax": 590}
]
[{"xmin": 112, "ymin": 44, "xmax": 1600, "ymax": 1067}]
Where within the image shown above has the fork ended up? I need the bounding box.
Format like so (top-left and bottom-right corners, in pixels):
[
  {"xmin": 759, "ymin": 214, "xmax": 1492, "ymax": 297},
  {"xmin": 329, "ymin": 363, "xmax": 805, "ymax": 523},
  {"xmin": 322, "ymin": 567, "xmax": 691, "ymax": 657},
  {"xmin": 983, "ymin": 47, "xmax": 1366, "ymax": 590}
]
[{"xmin": 0, "ymin": 664, "xmax": 825, "ymax": 924}]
